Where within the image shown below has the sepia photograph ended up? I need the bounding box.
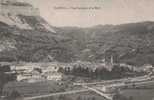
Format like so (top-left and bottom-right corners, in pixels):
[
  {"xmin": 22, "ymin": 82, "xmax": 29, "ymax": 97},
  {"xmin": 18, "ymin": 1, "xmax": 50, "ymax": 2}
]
[{"xmin": 0, "ymin": 0, "xmax": 154, "ymax": 100}]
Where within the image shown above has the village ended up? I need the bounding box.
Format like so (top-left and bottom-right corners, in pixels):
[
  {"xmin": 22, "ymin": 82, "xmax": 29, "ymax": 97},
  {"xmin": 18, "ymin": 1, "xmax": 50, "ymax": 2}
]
[
  {"xmin": 8, "ymin": 62, "xmax": 63, "ymax": 82},
  {"xmin": 0, "ymin": 0, "xmax": 153, "ymax": 83},
  {"xmin": 1, "ymin": 57, "xmax": 153, "ymax": 83}
]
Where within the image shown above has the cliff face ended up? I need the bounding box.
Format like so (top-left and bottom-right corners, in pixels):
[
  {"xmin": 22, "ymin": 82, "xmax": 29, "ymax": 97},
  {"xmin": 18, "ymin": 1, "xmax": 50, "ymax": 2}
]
[
  {"xmin": 0, "ymin": 1, "xmax": 71, "ymax": 62},
  {"xmin": 0, "ymin": 1, "xmax": 39, "ymax": 16},
  {"xmin": 0, "ymin": 0, "xmax": 55, "ymax": 32}
]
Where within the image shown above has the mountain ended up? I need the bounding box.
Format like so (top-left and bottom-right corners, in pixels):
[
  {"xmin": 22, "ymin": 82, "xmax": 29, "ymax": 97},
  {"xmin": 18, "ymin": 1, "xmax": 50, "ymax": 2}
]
[
  {"xmin": 0, "ymin": 0, "xmax": 72, "ymax": 62},
  {"xmin": 55, "ymin": 21, "xmax": 154, "ymax": 66},
  {"xmin": 0, "ymin": 1, "xmax": 154, "ymax": 66}
]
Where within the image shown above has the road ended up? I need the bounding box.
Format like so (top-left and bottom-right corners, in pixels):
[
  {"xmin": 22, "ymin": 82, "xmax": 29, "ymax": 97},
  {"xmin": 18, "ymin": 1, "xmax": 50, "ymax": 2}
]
[
  {"xmin": 126, "ymin": 80, "xmax": 154, "ymax": 87},
  {"xmin": 83, "ymin": 86, "xmax": 113, "ymax": 100},
  {"xmin": 74, "ymin": 75, "xmax": 154, "ymax": 87},
  {"xmin": 23, "ymin": 89, "xmax": 89, "ymax": 100}
]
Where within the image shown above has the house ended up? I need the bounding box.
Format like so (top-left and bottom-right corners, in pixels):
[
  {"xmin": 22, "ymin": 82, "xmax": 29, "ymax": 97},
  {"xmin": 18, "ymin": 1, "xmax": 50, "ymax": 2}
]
[
  {"xmin": 17, "ymin": 73, "xmax": 32, "ymax": 81},
  {"xmin": 12, "ymin": 65, "xmax": 33, "ymax": 74},
  {"xmin": 44, "ymin": 72, "xmax": 62, "ymax": 81},
  {"xmin": 142, "ymin": 64, "xmax": 153, "ymax": 72},
  {"xmin": 12, "ymin": 63, "xmax": 42, "ymax": 73},
  {"xmin": 119, "ymin": 63, "xmax": 134, "ymax": 70},
  {"xmin": 30, "ymin": 70, "xmax": 42, "ymax": 79},
  {"xmin": 41, "ymin": 62, "xmax": 62, "ymax": 73},
  {"xmin": 42, "ymin": 66, "xmax": 59, "ymax": 73},
  {"xmin": 17, "ymin": 69, "xmax": 42, "ymax": 82}
]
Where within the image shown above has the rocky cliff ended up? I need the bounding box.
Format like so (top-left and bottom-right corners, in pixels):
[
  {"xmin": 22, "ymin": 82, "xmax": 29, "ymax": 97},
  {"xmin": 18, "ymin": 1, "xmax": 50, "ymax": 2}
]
[{"xmin": 0, "ymin": 0, "xmax": 71, "ymax": 62}]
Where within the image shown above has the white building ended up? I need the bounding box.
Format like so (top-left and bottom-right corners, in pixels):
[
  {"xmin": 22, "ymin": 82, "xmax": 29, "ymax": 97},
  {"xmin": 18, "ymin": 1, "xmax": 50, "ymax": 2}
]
[
  {"xmin": 42, "ymin": 66, "xmax": 59, "ymax": 73},
  {"xmin": 142, "ymin": 64, "xmax": 153, "ymax": 72},
  {"xmin": 12, "ymin": 65, "xmax": 33, "ymax": 74},
  {"xmin": 44, "ymin": 72, "xmax": 62, "ymax": 81},
  {"xmin": 17, "ymin": 73, "xmax": 32, "ymax": 81},
  {"xmin": 41, "ymin": 62, "xmax": 61, "ymax": 73},
  {"xmin": 17, "ymin": 70, "xmax": 42, "ymax": 82}
]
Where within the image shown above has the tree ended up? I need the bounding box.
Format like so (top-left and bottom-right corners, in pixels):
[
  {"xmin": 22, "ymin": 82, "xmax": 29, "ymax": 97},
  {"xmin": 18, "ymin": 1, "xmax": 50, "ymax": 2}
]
[
  {"xmin": 34, "ymin": 68, "xmax": 42, "ymax": 73},
  {"xmin": 0, "ymin": 65, "xmax": 16, "ymax": 95},
  {"xmin": 58, "ymin": 95, "xmax": 67, "ymax": 100},
  {"xmin": 7, "ymin": 90, "xmax": 22, "ymax": 100},
  {"xmin": 113, "ymin": 94, "xmax": 128, "ymax": 100},
  {"xmin": 91, "ymin": 96, "xmax": 96, "ymax": 100},
  {"xmin": 77, "ymin": 96, "xmax": 82, "ymax": 100},
  {"xmin": 129, "ymin": 96, "xmax": 134, "ymax": 100},
  {"xmin": 49, "ymin": 96, "xmax": 54, "ymax": 100}
]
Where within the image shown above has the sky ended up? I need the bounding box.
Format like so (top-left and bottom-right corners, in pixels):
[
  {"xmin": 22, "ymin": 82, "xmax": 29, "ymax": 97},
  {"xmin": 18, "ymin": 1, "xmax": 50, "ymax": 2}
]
[{"xmin": 26, "ymin": 0, "xmax": 154, "ymax": 27}]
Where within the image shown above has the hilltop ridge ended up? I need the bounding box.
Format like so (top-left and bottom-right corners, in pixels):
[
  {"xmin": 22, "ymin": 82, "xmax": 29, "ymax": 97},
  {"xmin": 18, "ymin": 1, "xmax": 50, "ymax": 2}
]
[{"xmin": 55, "ymin": 21, "xmax": 154, "ymax": 65}]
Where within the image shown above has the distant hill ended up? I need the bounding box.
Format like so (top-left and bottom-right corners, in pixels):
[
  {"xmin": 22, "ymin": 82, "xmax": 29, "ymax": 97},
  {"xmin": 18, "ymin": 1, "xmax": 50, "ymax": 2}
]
[{"xmin": 55, "ymin": 21, "xmax": 154, "ymax": 66}]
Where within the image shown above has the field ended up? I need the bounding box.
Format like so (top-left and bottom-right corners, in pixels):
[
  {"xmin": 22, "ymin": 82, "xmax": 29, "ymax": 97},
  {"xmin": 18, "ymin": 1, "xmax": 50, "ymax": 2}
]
[
  {"xmin": 2, "ymin": 81, "xmax": 67, "ymax": 97},
  {"xmin": 34, "ymin": 91, "xmax": 107, "ymax": 100},
  {"xmin": 121, "ymin": 85, "xmax": 154, "ymax": 100},
  {"xmin": 122, "ymin": 82, "xmax": 154, "ymax": 100}
]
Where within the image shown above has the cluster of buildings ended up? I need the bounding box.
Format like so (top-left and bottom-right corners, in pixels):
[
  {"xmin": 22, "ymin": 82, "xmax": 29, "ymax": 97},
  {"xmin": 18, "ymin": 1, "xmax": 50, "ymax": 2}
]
[
  {"xmin": 10, "ymin": 62, "xmax": 63, "ymax": 83},
  {"xmin": 0, "ymin": 59, "xmax": 153, "ymax": 83}
]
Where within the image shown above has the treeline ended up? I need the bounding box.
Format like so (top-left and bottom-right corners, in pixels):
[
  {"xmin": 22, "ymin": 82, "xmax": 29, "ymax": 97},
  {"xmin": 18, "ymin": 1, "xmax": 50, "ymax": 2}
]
[{"xmin": 59, "ymin": 65, "xmax": 145, "ymax": 80}]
